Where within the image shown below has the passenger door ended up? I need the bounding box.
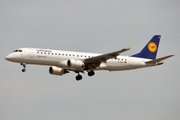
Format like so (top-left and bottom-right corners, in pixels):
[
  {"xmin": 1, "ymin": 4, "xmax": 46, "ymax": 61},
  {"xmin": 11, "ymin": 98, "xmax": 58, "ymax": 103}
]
[{"xmin": 29, "ymin": 48, "xmax": 34, "ymax": 58}]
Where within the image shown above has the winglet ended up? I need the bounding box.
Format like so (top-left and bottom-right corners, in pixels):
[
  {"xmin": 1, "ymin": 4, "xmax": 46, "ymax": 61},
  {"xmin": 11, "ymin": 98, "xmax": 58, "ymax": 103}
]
[{"xmin": 128, "ymin": 41, "xmax": 134, "ymax": 49}]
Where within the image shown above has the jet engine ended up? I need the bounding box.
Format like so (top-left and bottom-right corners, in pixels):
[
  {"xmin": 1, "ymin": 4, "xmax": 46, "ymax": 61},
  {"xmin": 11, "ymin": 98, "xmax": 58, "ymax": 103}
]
[
  {"xmin": 49, "ymin": 66, "xmax": 68, "ymax": 76},
  {"xmin": 67, "ymin": 59, "xmax": 85, "ymax": 70}
]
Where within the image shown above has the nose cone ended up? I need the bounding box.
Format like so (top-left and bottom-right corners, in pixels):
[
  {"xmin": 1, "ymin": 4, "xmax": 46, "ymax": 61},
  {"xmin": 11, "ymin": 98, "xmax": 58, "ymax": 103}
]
[{"xmin": 5, "ymin": 54, "xmax": 12, "ymax": 61}]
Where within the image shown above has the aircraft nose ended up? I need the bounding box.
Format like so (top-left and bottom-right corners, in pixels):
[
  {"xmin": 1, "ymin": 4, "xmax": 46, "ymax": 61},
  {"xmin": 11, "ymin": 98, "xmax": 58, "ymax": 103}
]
[{"xmin": 5, "ymin": 54, "xmax": 12, "ymax": 61}]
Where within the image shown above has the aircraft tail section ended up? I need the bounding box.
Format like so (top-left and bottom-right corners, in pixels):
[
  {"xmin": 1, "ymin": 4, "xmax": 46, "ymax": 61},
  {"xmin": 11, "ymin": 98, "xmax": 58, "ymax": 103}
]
[{"xmin": 131, "ymin": 35, "xmax": 161, "ymax": 59}]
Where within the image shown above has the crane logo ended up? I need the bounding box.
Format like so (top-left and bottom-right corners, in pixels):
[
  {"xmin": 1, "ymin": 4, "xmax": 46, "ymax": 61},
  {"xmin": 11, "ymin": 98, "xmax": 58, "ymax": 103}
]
[{"xmin": 148, "ymin": 42, "xmax": 157, "ymax": 52}]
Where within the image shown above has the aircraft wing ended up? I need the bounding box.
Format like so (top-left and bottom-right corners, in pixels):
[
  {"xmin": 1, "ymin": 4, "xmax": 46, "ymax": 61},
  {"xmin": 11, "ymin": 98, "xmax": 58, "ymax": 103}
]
[{"xmin": 83, "ymin": 47, "xmax": 130, "ymax": 69}]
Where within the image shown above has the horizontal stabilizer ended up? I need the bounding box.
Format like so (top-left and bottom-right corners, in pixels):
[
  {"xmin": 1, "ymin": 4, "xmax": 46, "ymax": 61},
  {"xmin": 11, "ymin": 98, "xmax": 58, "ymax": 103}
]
[{"xmin": 145, "ymin": 55, "xmax": 174, "ymax": 63}]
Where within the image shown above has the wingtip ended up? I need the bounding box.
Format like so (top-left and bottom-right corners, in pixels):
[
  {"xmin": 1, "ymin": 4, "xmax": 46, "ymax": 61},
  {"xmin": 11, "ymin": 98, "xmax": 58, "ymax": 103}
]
[
  {"xmin": 127, "ymin": 41, "xmax": 134, "ymax": 49},
  {"xmin": 169, "ymin": 55, "xmax": 175, "ymax": 57}
]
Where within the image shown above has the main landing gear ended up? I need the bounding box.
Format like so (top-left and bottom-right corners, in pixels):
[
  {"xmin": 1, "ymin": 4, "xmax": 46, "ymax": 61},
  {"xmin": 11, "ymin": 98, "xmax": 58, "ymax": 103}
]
[
  {"xmin": 21, "ymin": 63, "xmax": 26, "ymax": 72},
  {"xmin": 88, "ymin": 70, "xmax": 95, "ymax": 76},
  {"xmin": 75, "ymin": 70, "xmax": 95, "ymax": 81},
  {"xmin": 76, "ymin": 74, "xmax": 82, "ymax": 81}
]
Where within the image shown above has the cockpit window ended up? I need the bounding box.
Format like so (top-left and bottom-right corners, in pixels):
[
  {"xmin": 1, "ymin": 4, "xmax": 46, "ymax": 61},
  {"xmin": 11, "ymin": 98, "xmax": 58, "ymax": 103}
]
[
  {"xmin": 13, "ymin": 50, "xmax": 18, "ymax": 52},
  {"xmin": 13, "ymin": 50, "xmax": 23, "ymax": 52}
]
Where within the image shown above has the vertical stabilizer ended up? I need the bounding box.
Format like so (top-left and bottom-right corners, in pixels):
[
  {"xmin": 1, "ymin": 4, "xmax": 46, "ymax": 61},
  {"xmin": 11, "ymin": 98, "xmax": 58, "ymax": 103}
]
[{"xmin": 131, "ymin": 35, "xmax": 161, "ymax": 59}]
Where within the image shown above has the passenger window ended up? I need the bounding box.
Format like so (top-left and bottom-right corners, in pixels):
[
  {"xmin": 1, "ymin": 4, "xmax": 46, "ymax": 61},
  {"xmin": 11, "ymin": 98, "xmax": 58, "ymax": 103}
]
[{"xmin": 19, "ymin": 50, "xmax": 22, "ymax": 52}]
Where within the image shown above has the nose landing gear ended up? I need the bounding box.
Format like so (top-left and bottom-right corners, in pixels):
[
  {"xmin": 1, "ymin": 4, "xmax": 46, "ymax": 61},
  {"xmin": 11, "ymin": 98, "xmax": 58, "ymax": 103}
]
[{"xmin": 21, "ymin": 63, "xmax": 26, "ymax": 72}]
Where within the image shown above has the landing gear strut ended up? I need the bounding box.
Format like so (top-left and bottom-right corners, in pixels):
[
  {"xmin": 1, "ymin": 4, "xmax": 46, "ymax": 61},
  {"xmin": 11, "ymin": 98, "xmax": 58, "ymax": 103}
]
[{"xmin": 21, "ymin": 63, "xmax": 26, "ymax": 72}]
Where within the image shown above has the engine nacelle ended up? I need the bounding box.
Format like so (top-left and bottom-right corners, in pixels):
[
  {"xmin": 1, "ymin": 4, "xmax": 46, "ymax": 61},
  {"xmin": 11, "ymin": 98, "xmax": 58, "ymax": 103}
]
[
  {"xmin": 49, "ymin": 66, "xmax": 67, "ymax": 76},
  {"xmin": 67, "ymin": 59, "xmax": 85, "ymax": 70}
]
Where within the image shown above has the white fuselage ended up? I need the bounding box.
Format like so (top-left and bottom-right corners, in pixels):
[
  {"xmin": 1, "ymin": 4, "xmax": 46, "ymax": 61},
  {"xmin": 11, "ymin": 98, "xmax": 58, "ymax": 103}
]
[
  {"xmin": 5, "ymin": 35, "xmax": 173, "ymax": 80},
  {"xmin": 6, "ymin": 48, "xmax": 156, "ymax": 71}
]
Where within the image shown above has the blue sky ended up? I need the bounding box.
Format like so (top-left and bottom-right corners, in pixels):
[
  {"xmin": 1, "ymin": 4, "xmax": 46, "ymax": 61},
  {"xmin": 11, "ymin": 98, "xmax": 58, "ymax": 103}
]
[{"xmin": 0, "ymin": 0, "xmax": 180, "ymax": 120}]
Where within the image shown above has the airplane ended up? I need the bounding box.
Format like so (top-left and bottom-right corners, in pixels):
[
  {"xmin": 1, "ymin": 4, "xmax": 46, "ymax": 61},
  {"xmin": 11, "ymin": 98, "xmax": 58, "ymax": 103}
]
[{"xmin": 5, "ymin": 35, "xmax": 174, "ymax": 81}]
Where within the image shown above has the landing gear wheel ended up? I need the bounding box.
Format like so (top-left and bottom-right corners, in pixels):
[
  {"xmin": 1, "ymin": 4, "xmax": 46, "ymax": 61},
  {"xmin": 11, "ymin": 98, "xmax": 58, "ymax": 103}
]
[
  {"xmin": 76, "ymin": 75, "xmax": 82, "ymax": 81},
  {"xmin": 88, "ymin": 70, "xmax": 95, "ymax": 76},
  {"xmin": 22, "ymin": 69, "xmax": 26, "ymax": 72}
]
